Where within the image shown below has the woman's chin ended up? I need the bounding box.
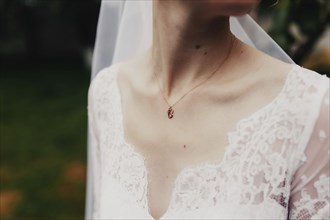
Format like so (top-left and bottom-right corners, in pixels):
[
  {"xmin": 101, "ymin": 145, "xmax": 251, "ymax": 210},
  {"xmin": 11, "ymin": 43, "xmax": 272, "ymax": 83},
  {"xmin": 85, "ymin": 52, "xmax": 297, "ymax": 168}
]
[{"xmin": 190, "ymin": 0, "xmax": 259, "ymax": 17}]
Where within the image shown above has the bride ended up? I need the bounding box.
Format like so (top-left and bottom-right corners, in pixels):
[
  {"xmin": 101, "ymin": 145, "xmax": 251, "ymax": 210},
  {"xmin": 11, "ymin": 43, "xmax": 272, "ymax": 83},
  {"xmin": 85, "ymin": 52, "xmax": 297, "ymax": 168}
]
[{"xmin": 86, "ymin": 1, "xmax": 329, "ymax": 219}]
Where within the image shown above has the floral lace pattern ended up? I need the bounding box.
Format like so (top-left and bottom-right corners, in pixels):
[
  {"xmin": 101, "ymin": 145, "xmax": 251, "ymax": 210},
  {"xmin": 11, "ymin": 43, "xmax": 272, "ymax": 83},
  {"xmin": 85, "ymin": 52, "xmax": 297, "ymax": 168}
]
[{"xmin": 88, "ymin": 63, "xmax": 329, "ymax": 219}]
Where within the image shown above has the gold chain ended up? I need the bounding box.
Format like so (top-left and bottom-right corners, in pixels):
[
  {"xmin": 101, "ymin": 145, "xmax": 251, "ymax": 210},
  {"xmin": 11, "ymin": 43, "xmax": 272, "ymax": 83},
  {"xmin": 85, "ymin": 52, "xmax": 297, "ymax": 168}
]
[{"xmin": 153, "ymin": 35, "xmax": 236, "ymax": 119}]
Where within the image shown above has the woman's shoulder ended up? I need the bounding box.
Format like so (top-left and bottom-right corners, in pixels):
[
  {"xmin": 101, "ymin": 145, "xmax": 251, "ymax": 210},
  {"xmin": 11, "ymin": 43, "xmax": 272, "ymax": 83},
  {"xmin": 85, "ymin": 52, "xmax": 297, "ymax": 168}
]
[
  {"xmin": 89, "ymin": 61, "xmax": 131, "ymax": 98},
  {"xmin": 91, "ymin": 54, "xmax": 146, "ymax": 90},
  {"xmin": 88, "ymin": 63, "xmax": 123, "ymax": 108},
  {"xmin": 92, "ymin": 63, "xmax": 122, "ymax": 85},
  {"xmin": 244, "ymin": 42, "xmax": 328, "ymax": 90},
  {"xmin": 88, "ymin": 57, "xmax": 142, "ymax": 100},
  {"xmin": 279, "ymin": 64, "xmax": 329, "ymax": 113},
  {"xmin": 294, "ymin": 65, "xmax": 329, "ymax": 85},
  {"xmin": 288, "ymin": 65, "xmax": 329, "ymax": 103},
  {"xmin": 251, "ymin": 44, "xmax": 329, "ymax": 101}
]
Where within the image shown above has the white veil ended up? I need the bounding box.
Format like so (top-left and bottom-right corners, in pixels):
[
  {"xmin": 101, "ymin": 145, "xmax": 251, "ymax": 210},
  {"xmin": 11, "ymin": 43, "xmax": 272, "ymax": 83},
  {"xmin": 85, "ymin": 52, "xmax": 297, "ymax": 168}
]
[{"xmin": 86, "ymin": 1, "xmax": 294, "ymax": 219}]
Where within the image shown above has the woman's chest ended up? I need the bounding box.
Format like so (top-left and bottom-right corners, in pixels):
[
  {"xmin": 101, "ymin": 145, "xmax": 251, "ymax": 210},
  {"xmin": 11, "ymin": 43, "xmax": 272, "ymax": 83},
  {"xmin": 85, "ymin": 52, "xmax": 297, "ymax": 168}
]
[
  {"xmin": 118, "ymin": 75, "xmax": 277, "ymax": 184},
  {"xmin": 97, "ymin": 100, "xmax": 296, "ymax": 219},
  {"xmin": 98, "ymin": 123, "xmax": 292, "ymax": 219}
]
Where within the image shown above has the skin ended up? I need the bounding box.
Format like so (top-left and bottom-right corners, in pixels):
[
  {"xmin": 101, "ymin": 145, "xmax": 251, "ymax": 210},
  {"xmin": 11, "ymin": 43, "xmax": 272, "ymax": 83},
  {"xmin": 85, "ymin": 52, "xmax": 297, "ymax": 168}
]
[{"xmin": 116, "ymin": 1, "xmax": 294, "ymax": 219}]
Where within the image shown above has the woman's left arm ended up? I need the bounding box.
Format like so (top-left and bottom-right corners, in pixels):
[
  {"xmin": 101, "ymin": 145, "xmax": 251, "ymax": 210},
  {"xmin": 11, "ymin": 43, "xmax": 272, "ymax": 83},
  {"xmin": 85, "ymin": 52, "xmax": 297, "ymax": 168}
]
[{"xmin": 289, "ymin": 87, "xmax": 329, "ymax": 220}]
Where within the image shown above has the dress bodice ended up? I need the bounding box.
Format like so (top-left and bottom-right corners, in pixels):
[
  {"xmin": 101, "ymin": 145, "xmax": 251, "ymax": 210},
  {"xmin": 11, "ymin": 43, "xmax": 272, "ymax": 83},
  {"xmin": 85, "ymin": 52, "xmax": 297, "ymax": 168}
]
[{"xmin": 87, "ymin": 63, "xmax": 329, "ymax": 219}]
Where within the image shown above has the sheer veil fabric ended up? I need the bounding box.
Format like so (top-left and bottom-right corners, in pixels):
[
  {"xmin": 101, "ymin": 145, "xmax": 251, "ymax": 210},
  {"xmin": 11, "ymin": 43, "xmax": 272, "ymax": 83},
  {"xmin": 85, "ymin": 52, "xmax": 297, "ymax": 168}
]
[{"xmin": 85, "ymin": 1, "xmax": 329, "ymax": 219}]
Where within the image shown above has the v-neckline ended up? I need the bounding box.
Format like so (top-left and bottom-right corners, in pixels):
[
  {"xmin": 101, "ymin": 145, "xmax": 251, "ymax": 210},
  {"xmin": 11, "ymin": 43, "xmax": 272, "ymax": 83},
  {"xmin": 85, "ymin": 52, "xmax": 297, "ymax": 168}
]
[{"xmin": 111, "ymin": 62, "xmax": 298, "ymax": 220}]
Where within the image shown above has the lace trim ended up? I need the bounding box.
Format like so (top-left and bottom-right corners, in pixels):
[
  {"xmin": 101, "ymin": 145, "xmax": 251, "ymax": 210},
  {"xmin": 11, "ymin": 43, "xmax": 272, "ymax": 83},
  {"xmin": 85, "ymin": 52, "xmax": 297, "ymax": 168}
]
[{"xmin": 290, "ymin": 175, "xmax": 330, "ymax": 219}]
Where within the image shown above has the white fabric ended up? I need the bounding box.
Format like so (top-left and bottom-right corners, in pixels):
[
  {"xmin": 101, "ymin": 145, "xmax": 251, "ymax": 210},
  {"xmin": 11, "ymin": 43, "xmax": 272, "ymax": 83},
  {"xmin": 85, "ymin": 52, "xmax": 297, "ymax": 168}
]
[{"xmin": 87, "ymin": 63, "xmax": 329, "ymax": 219}]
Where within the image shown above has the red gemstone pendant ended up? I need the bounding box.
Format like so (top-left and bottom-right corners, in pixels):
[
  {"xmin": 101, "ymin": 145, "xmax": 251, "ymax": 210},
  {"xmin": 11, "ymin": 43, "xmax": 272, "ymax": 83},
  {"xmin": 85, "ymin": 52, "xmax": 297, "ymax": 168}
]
[{"xmin": 167, "ymin": 106, "xmax": 174, "ymax": 119}]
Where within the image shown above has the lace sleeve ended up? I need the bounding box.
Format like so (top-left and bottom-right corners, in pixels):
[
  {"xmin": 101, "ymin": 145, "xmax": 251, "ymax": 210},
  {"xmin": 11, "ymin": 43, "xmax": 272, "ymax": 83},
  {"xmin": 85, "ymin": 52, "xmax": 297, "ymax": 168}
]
[
  {"xmin": 289, "ymin": 87, "xmax": 330, "ymax": 220},
  {"xmin": 87, "ymin": 77, "xmax": 102, "ymax": 219}
]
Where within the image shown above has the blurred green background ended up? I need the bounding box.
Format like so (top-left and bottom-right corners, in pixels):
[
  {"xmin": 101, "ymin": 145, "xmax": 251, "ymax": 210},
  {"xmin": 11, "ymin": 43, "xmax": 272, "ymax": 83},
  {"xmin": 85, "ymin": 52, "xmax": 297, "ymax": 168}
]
[{"xmin": 0, "ymin": 0, "xmax": 329, "ymax": 220}]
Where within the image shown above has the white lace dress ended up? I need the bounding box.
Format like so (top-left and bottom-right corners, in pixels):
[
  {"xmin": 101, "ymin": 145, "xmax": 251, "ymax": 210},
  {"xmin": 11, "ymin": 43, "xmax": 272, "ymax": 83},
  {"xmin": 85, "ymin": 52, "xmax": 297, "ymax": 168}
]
[{"xmin": 87, "ymin": 63, "xmax": 329, "ymax": 220}]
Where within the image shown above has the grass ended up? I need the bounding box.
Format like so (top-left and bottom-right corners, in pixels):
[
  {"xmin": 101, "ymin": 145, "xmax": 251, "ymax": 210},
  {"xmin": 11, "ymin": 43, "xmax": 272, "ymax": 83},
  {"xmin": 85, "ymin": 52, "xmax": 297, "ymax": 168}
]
[{"xmin": 0, "ymin": 65, "xmax": 90, "ymax": 220}]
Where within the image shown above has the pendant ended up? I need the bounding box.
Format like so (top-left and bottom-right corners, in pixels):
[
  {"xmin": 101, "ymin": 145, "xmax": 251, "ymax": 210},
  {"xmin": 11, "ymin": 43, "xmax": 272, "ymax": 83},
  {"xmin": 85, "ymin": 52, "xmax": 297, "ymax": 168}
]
[{"xmin": 167, "ymin": 106, "xmax": 174, "ymax": 119}]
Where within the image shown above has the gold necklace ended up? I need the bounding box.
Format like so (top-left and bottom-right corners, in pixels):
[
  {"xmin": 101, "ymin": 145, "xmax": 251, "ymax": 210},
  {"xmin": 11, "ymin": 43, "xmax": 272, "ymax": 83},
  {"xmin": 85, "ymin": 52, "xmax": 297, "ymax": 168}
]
[{"xmin": 153, "ymin": 36, "xmax": 235, "ymax": 119}]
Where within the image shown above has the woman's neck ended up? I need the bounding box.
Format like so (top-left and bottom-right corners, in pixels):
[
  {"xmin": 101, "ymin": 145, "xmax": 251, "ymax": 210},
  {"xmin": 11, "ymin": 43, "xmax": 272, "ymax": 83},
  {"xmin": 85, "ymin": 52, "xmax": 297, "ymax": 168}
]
[{"xmin": 149, "ymin": 0, "xmax": 237, "ymax": 98}]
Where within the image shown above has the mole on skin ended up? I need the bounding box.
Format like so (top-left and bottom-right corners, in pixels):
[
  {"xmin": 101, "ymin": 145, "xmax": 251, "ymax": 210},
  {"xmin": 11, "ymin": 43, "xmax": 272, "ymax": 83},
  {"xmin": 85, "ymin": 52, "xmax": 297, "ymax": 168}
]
[
  {"xmin": 183, "ymin": 145, "xmax": 186, "ymax": 148},
  {"xmin": 195, "ymin": 44, "xmax": 201, "ymax": 50}
]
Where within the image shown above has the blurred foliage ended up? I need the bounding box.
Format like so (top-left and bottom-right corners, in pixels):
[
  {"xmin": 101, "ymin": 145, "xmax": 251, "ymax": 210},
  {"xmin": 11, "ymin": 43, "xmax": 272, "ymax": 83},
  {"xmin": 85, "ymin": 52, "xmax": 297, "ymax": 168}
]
[
  {"xmin": 0, "ymin": 67, "xmax": 90, "ymax": 220},
  {"xmin": 258, "ymin": 0, "xmax": 329, "ymax": 70},
  {"xmin": 0, "ymin": 0, "xmax": 100, "ymax": 65}
]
